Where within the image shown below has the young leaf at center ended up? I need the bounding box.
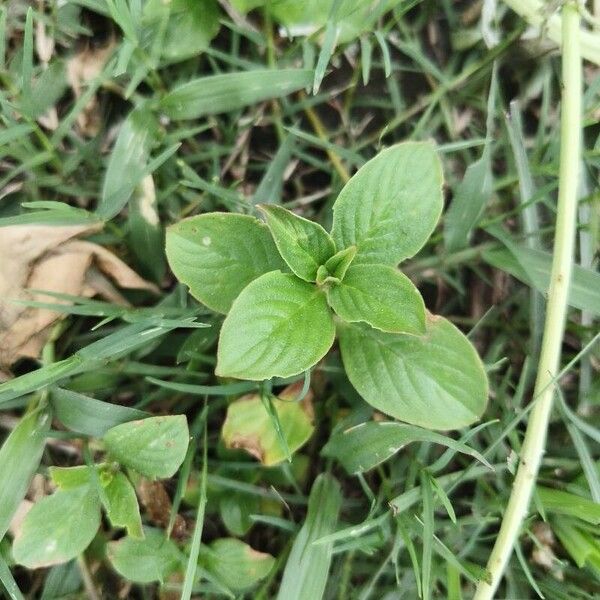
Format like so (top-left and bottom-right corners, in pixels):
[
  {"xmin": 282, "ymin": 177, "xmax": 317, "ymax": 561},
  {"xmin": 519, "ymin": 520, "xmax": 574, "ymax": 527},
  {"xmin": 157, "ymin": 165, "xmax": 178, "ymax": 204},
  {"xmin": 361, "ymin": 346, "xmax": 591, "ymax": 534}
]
[
  {"xmin": 316, "ymin": 246, "xmax": 357, "ymax": 285},
  {"xmin": 338, "ymin": 315, "xmax": 488, "ymax": 430},
  {"xmin": 259, "ymin": 204, "xmax": 336, "ymax": 282},
  {"xmin": 217, "ymin": 271, "xmax": 335, "ymax": 380},
  {"xmin": 326, "ymin": 264, "xmax": 426, "ymax": 334}
]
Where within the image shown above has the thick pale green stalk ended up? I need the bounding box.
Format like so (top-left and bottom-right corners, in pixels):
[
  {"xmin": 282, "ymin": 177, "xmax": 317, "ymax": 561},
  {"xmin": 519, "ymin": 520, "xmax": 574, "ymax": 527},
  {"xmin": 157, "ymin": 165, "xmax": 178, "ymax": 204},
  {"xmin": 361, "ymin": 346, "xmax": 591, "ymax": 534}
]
[{"xmin": 474, "ymin": 4, "xmax": 582, "ymax": 599}]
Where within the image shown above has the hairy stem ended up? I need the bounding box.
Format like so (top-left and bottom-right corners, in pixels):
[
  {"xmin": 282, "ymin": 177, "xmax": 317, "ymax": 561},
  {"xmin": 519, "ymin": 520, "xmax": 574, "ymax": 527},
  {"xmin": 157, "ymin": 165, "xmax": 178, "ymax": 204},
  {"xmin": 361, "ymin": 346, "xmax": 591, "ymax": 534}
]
[{"xmin": 474, "ymin": 3, "xmax": 582, "ymax": 598}]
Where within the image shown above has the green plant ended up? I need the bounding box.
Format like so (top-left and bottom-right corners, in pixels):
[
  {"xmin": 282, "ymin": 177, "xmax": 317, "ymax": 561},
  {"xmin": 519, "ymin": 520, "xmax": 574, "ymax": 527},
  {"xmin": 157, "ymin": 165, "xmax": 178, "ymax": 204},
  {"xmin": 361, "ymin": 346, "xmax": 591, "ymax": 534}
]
[
  {"xmin": 166, "ymin": 141, "xmax": 488, "ymax": 431},
  {"xmin": 12, "ymin": 415, "xmax": 189, "ymax": 569}
]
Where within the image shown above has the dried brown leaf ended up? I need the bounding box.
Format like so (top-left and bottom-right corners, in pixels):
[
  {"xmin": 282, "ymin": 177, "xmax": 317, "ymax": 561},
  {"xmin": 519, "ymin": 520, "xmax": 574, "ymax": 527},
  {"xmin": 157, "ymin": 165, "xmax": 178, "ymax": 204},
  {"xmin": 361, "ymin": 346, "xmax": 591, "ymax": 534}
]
[
  {"xmin": 137, "ymin": 478, "xmax": 187, "ymax": 540},
  {"xmin": 0, "ymin": 224, "xmax": 157, "ymax": 369},
  {"xmin": 66, "ymin": 36, "xmax": 116, "ymax": 136}
]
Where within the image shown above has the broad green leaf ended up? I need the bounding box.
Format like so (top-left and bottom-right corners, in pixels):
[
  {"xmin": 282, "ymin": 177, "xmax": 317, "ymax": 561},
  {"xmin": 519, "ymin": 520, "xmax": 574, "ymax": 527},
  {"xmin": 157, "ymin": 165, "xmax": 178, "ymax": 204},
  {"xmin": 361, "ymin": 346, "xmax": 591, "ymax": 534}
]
[
  {"xmin": 259, "ymin": 204, "xmax": 335, "ymax": 282},
  {"xmin": 51, "ymin": 387, "xmax": 149, "ymax": 438},
  {"xmin": 200, "ymin": 538, "xmax": 275, "ymax": 591},
  {"xmin": 277, "ymin": 474, "xmax": 342, "ymax": 600},
  {"xmin": 103, "ymin": 415, "xmax": 189, "ymax": 479},
  {"xmin": 331, "ymin": 142, "xmax": 443, "ymax": 265},
  {"xmin": 221, "ymin": 384, "xmax": 314, "ymax": 466},
  {"xmin": 103, "ymin": 472, "xmax": 143, "ymax": 538},
  {"xmin": 322, "ymin": 421, "xmax": 491, "ymax": 474},
  {"xmin": 231, "ymin": 0, "xmax": 401, "ymax": 44},
  {"xmin": 13, "ymin": 485, "xmax": 101, "ymax": 568},
  {"xmin": 144, "ymin": 0, "xmax": 220, "ymax": 61},
  {"xmin": 0, "ymin": 409, "xmax": 50, "ymax": 541},
  {"xmin": 48, "ymin": 466, "xmax": 93, "ymax": 490},
  {"xmin": 166, "ymin": 213, "xmax": 286, "ymax": 314},
  {"xmin": 161, "ymin": 69, "xmax": 313, "ymax": 120},
  {"xmin": 217, "ymin": 271, "xmax": 335, "ymax": 380},
  {"xmin": 326, "ymin": 264, "xmax": 426, "ymax": 335},
  {"xmin": 98, "ymin": 107, "xmax": 158, "ymax": 220},
  {"xmin": 338, "ymin": 316, "xmax": 488, "ymax": 430},
  {"xmin": 107, "ymin": 528, "xmax": 183, "ymax": 583},
  {"xmin": 537, "ymin": 487, "xmax": 600, "ymax": 525}
]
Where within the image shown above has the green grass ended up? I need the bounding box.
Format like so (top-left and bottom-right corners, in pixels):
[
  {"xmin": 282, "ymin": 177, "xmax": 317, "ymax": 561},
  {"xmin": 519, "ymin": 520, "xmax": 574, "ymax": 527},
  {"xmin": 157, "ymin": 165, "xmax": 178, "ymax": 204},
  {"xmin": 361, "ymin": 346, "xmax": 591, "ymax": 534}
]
[{"xmin": 0, "ymin": 1, "xmax": 599, "ymax": 598}]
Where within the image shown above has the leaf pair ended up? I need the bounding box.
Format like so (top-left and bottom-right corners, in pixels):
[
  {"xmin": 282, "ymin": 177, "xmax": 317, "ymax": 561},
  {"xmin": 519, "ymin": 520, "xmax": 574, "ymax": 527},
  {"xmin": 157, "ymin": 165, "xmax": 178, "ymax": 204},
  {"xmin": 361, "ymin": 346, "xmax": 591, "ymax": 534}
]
[
  {"xmin": 12, "ymin": 416, "xmax": 189, "ymax": 569},
  {"xmin": 167, "ymin": 142, "xmax": 489, "ymax": 430}
]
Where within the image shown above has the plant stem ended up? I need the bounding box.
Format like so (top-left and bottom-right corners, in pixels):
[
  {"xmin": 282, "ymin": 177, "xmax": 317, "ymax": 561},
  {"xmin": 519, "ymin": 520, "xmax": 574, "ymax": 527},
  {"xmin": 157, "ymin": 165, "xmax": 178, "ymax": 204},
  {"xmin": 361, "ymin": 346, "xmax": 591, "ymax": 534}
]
[{"xmin": 474, "ymin": 4, "xmax": 582, "ymax": 598}]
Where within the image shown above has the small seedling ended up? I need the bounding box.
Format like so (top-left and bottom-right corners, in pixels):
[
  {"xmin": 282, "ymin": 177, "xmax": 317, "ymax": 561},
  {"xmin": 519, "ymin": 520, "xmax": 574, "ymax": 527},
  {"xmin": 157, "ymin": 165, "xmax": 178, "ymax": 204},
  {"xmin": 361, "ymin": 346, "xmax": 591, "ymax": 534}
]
[
  {"xmin": 12, "ymin": 415, "xmax": 189, "ymax": 569},
  {"xmin": 167, "ymin": 142, "xmax": 488, "ymax": 430}
]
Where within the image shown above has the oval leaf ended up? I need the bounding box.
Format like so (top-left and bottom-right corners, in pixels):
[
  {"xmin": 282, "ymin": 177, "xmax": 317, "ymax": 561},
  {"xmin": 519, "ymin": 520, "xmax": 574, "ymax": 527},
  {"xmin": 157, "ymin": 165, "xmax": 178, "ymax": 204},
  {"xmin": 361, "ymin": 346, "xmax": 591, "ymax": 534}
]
[
  {"xmin": 338, "ymin": 316, "xmax": 488, "ymax": 430},
  {"xmin": 107, "ymin": 528, "xmax": 183, "ymax": 584},
  {"xmin": 161, "ymin": 69, "xmax": 313, "ymax": 120},
  {"xmin": 166, "ymin": 213, "xmax": 286, "ymax": 314},
  {"xmin": 259, "ymin": 204, "xmax": 335, "ymax": 282},
  {"xmin": 222, "ymin": 383, "xmax": 314, "ymax": 466},
  {"xmin": 326, "ymin": 264, "xmax": 425, "ymax": 334},
  {"xmin": 144, "ymin": 0, "xmax": 220, "ymax": 61},
  {"xmin": 200, "ymin": 538, "xmax": 275, "ymax": 591},
  {"xmin": 103, "ymin": 415, "xmax": 189, "ymax": 479},
  {"xmin": 13, "ymin": 486, "xmax": 101, "ymax": 568},
  {"xmin": 216, "ymin": 271, "xmax": 335, "ymax": 380},
  {"xmin": 331, "ymin": 142, "xmax": 443, "ymax": 265},
  {"xmin": 103, "ymin": 472, "xmax": 143, "ymax": 538},
  {"xmin": 322, "ymin": 421, "xmax": 491, "ymax": 474}
]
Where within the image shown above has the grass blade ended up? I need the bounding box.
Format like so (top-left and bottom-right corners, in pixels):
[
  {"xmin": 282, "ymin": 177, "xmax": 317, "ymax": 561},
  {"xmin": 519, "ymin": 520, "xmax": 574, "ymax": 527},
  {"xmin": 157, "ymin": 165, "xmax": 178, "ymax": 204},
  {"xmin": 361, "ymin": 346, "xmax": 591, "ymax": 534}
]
[
  {"xmin": 277, "ymin": 474, "xmax": 342, "ymax": 600},
  {"xmin": 181, "ymin": 409, "xmax": 208, "ymax": 600},
  {"xmin": 482, "ymin": 231, "xmax": 600, "ymax": 315},
  {"xmin": 421, "ymin": 472, "xmax": 434, "ymax": 600},
  {"xmin": 0, "ymin": 408, "xmax": 50, "ymax": 540},
  {"xmin": 444, "ymin": 67, "xmax": 496, "ymax": 251},
  {"xmin": 97, "ymin": 107, "xmax": 157, "ymax": 220},
  {"xmin": 51, "ymin": 388, "xmax": 148, "ymax": 438},
  {"xmin": 161, "ymin": 69, "xmax": 313, "ymax": 120},
  {"xmin": 0, "ymin": 552, "xmax": 24, "ymax": 600}
]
